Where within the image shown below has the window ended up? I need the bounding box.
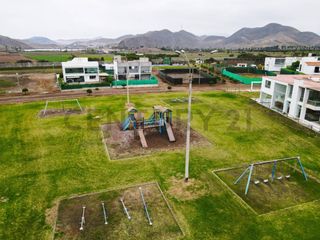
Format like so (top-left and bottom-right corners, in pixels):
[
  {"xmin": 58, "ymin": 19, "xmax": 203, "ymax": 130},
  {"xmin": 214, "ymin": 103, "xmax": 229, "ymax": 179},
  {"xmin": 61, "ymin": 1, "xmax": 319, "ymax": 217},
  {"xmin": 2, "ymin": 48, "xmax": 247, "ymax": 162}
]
[
  {"xmin": 275, "ymin": 58, "xmax": 285, "ymax": 66},
  {"xmin": 89, "ymin": 75, "xmax": 96, "ymax": 79},
  {"xmin": 65, "ymin": 68, "xmax": 84, "ymax": 74},
  {"xmin": 85, "ymin": 68, "xmax": 98, "ymax": 74},
  {"xmin": 265, "ymin": 80, "xmax": 271, "ymax": 88},
  {"xmin": 299, "ymin": 87, "xmax": 305, "ymax": 102},
  {"xmin": 288, "ymin": 85, "xmax": 293, "ymax": 98},
  {"xmin": 315, "ymin": 67, "xmax": 320, "ymax": 73}
]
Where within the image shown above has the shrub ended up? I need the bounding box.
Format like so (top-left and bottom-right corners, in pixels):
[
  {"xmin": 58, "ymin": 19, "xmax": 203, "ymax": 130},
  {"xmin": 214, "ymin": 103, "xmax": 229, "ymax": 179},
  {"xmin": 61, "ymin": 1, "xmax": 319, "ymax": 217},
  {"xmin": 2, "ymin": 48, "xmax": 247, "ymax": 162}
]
[
  {"xmin": 22, "ymin": 88, "xmax": 28, "ymax": 95},
  {"xmin": 86, "ymin": 89, "xmax": 93, "ymax": 95}
]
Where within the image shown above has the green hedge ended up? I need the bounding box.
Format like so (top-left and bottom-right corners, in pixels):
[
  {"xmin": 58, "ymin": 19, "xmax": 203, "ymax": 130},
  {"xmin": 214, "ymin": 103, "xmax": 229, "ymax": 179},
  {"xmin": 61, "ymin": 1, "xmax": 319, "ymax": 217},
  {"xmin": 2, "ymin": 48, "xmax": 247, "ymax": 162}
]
[
  {"xmin": 280, "ymin": 68, "xmax": 303, "ymax": 75},
  {"xmin": 61, "ymin": 82, "xmax": 111, "ymax": 90}
]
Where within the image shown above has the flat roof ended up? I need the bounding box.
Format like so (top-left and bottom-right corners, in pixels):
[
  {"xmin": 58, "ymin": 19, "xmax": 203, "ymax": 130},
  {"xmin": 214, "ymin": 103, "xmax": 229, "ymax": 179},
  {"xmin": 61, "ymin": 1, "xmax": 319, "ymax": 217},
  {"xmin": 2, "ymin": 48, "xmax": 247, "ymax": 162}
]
[
  {"xmin": 265, "ymin": 75, "xmax": 320, "ymax": 91},
  {"xmin": 306, "ymin": 62, "xmax": 320, "ymax": 67},
  {"xmin": 62, "ymin": 58, "xmax": 99, "ymax": 68}
]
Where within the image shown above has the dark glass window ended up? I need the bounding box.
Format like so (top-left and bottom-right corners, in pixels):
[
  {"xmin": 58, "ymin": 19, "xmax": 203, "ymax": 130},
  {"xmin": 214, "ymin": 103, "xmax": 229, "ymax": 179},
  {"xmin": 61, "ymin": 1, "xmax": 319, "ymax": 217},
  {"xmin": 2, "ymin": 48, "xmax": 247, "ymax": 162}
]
[{"xmin": 65, "ymin": 68, "xmax": 84, "ymax": 74}]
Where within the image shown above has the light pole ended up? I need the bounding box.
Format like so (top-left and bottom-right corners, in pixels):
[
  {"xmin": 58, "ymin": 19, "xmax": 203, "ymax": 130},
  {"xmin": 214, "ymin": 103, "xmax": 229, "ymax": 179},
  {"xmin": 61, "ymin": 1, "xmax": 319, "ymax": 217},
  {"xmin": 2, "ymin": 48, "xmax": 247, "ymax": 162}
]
[
  {"xmin": 176, "ymin": 50, "xmax": 193, "ymax": 182},
  {"xmin": 123, "ymin": 55, "xmax": 130, "ymax": 105}
]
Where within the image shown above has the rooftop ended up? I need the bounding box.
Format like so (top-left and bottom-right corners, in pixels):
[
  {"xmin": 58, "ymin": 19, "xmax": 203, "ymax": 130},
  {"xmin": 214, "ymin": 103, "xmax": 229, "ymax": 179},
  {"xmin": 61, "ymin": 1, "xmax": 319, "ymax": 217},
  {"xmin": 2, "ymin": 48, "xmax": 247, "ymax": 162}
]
[
  {"xmin": 62, "ymin": 57, "xmax": 99, "ymax": 68},
  {"xmin": 266, "ymin": 75, "xmax": 320, "ymax": 91}
]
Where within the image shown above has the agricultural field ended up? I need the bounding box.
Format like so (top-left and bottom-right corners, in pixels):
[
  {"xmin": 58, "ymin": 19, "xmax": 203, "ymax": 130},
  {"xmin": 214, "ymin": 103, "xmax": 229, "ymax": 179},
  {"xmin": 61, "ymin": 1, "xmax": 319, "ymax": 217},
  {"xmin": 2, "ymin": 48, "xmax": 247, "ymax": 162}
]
[
  {"xmin": 23, "ymin": 52, "xmax": 114, "ymax": 63},
  {"xmin": 23, "ymin": 53, "xmax": 74, "ymax": 62},
  {"xmin": 1, "ymin": 91, "xmax": 320, "ymax": 239}
]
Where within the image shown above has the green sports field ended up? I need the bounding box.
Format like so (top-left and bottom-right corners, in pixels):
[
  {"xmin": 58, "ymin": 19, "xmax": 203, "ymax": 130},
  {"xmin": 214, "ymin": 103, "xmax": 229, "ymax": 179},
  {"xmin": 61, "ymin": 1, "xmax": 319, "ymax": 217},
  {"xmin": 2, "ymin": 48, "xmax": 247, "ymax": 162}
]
[{"xmin": 1, "ymin": 91, "xmax": 320, "ymax": 239}]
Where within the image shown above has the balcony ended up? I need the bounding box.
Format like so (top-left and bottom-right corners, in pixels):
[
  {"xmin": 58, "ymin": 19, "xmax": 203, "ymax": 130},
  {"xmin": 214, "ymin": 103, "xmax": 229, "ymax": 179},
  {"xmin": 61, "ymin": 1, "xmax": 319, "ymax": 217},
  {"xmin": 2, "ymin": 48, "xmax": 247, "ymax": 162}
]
[{"xmin": 307, "ymin": 100, "xmax": 320, "ymax": 107}]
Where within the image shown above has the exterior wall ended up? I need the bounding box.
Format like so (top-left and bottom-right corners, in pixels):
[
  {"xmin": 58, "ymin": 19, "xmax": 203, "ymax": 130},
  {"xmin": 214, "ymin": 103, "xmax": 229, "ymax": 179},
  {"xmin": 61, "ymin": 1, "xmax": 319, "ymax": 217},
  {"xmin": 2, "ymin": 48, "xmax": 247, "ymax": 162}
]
[
  {"xmin": 299, "ymin": 57, "xmax": 320, "ymax": 75},
  {"xmin": 113, "ymin": 58, "xmax": 152, "ymax": 80},
  {"xmin": 62, "ymin": 58, "xmax": 100, "ymax": 84},
  {"xmin": 259, "ymin": 76, "xmax": 320, "ymax": 132},
  {"xmin": 264, "ymin": 57, "xmax": 301, "ymax": 72}
]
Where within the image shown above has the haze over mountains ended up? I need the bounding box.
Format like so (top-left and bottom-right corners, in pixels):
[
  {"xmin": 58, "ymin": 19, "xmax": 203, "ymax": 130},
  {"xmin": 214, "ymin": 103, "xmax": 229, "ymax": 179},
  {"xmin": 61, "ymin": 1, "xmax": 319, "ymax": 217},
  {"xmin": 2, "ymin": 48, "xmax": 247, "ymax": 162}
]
[{"xmin": 1, "ymin": 23, "xmax": 320, "ymax": 51}]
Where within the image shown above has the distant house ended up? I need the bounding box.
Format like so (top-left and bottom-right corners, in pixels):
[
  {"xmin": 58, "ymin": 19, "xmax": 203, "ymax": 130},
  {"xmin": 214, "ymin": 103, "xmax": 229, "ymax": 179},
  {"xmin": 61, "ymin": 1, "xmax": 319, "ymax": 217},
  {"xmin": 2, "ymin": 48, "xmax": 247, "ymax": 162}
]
[
  {"xmin": 299, "ymin": 56, "xmax": 320, "ymax": 75},
  {"xmin": 264, "ymin": 57, "xmax": 301, "ymax": 72},
  {"xmin": 113, "ymin": 56, "xmax": 152, "ymax": 80},
  {"xmin": 62, "ymin": 58, "xmax": 100, "ymax": 84},
  {"xmin": 258, "ymin": 74, "xmax": 320, "ymax": 132},
  {"xmin": 236, "ymin": 63, "xmax": 248, "ymax": 68}
]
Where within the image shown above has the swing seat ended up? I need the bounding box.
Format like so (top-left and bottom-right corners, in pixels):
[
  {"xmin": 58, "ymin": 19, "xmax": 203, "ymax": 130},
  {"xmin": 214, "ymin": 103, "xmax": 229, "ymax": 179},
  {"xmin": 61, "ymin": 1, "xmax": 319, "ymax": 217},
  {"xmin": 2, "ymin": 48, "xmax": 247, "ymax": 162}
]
[
  {"xmin": 285, "ymin": 175, "xmax": 291, "ymax": 179},
  {"xmin": 277, "ymin": 176, "xmax": 283, "ymax": 180},
  {"xmin": 263, "ymin": 179, "xmax": 269, "ymax": 183},
  {"xmin": 254, "ymin": 180, "xmax": 260, "ymax": 185}
]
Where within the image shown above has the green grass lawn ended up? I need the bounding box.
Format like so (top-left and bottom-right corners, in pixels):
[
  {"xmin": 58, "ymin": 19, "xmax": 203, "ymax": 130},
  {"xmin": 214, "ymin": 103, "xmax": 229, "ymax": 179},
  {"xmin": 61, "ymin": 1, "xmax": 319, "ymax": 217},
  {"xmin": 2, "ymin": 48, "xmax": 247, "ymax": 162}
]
[{"xmin": 1, "ymin": 91, "xmax": 320, "ymax": 239}]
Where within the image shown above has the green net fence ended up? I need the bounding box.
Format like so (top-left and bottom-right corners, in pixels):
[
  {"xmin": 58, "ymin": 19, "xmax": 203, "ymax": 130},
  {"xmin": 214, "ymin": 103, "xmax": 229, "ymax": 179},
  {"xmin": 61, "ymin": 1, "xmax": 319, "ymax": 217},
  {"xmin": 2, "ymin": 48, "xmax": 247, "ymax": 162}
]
[
  {"xmin": 222, "ymin": 68, "xmax": 277, "ymax": 85},
  {"xmin": 112, "ymin": 76, "xmax": 159, "ymax": 86}
]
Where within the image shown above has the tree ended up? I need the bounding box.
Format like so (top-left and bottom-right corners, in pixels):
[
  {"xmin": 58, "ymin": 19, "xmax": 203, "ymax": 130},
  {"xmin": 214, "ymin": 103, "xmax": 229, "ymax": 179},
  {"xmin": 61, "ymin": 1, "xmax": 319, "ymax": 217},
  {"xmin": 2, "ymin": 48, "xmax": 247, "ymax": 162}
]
[
  {"xmin": 287, "ymin": 61, "xmax": 300, "ymax": 71},
  {"xmin": 22, "ymin": 88, "xmax": 28, "ymax": 95},
  {"xmin": 86, "ymin": 89, "xmax": 93, "ymax": 96}
]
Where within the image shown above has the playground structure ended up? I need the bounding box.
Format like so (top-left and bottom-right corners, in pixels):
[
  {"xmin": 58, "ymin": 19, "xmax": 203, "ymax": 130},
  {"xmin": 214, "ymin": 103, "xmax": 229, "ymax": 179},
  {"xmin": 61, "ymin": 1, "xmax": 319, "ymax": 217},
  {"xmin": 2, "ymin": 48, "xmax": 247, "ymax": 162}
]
[
  {"xmin": 121, "ymin": 105, "xmax": 176, "ymax": 148},
  {"xmin": 234, "ymin": 156, "xmax": 308, "ymax": 195},
  {"xmin": 54, "ymin": 182, "xmax": 184, "ymax": 239}
]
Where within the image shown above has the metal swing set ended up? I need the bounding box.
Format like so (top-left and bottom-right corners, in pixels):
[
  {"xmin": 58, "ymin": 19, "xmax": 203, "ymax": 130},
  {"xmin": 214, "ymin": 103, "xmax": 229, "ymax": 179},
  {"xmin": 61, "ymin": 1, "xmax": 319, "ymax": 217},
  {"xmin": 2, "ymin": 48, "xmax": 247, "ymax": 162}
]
[{"xmin": 234, "ymin": 156, "xmax": 308, "ymax": 195}]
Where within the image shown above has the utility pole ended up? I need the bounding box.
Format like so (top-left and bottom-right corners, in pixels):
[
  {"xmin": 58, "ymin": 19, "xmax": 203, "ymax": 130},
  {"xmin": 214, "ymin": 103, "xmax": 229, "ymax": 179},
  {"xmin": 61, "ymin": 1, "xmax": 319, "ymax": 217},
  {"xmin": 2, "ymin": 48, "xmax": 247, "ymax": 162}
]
[{"xmin": 176, "ymin": 50, "xmax": 193, "ymax": 182}]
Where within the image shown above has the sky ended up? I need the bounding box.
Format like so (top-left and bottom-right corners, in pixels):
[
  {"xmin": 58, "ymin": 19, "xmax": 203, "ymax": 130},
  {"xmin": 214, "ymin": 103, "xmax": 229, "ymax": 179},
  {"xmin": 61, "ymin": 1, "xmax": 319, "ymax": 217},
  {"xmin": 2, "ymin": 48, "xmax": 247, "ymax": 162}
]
[{"xmin": 1, "ymin": 0, "xmax": 320, "ymax": 40}]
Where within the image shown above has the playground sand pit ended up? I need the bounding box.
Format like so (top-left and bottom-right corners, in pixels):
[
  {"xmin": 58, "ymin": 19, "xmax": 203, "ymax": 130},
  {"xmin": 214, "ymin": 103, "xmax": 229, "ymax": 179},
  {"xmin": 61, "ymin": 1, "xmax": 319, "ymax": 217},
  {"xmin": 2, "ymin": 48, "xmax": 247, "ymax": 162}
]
[
  {"xmin": 53, "ymin": 183, "xmax": 183, "ymax": 240},
  {"xmin": 101, "ymin": 120, "xmax": 211, "ymax": 160},
  {"xmin": 39, "ymin": 109, "xmax": 83, "ymax": 118},
  {"xmin": 214, "ymin": 165, "xmax": 320, "ymax": 214},
  {"xmin": 164, "ymin": 97, "xmax": 202, "ymax": 105}
]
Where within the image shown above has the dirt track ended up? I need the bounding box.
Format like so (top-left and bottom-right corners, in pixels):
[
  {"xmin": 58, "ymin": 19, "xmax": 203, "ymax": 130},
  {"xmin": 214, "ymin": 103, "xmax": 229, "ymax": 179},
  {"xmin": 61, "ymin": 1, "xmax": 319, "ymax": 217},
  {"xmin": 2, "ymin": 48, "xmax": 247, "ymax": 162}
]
[{"xmin": 0, "ymin": 81, "xmax": 257, "ymax": 105}]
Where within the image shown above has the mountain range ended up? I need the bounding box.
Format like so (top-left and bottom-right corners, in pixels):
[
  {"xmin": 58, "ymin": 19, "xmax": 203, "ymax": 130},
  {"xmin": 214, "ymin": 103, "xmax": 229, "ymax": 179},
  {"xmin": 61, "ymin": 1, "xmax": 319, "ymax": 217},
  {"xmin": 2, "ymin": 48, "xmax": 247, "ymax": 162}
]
[{"xmin": 1, "ymin": 23, "xmax": 320, "ymax": 51}]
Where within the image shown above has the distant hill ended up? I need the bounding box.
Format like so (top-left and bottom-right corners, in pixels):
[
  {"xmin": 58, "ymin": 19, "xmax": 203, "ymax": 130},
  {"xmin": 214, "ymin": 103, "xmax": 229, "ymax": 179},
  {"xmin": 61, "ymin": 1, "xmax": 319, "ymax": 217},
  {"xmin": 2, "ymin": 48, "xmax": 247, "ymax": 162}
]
[
  {"xmin": 2, "ymin": 23, "xmax": 320, "ymax": 51},
  {"xmin": 223, "ymin": 23, "xmax": 320, "ymax": 48},
  {"xmin": 0, "ymin": 35, "xmax": 31, "ymax": 50},
  {"xmin": 118, "ymin": 23, "xmax": 320, "ymax": 49}
]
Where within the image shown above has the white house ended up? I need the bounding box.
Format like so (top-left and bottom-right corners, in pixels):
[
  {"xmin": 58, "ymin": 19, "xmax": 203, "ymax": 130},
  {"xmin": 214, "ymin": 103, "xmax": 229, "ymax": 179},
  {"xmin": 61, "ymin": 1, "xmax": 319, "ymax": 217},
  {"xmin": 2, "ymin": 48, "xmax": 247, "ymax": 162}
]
[
  {"xmin": 258, "ymin": 75, "xmax": 320, "ymax": 132},
  {"xmin": 298, "ymin": 56, "xmax": 320, "ymax": 75},
  {"xmin": 62, "ymin": 58, "xmax": 100, "ymax": 84},
  {"xmin": 113, "ymin": 56, "xmax": 152, "ymax": 80},
  {"xmin": 264, "ymin": 57, "xmax": 301, "ymax": 72}
]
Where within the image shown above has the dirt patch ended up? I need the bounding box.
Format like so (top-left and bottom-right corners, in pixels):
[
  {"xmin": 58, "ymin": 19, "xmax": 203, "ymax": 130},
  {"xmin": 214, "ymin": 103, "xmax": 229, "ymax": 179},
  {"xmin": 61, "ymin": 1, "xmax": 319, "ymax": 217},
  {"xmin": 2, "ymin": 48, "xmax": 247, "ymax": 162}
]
[
  {"xmin": 167, "ymin": 177, "xmax": 208, "ymax": 201},
  {"xmin": 39, "ymin": 109, "xmax": 83, "ymax": 118},
  {"xmin": 0, "ymin": 53, "xmax": 32, "ymax": 64},
  {"xmin": 53, "ymin": 183, "xmax": 182, "ymax": 240},
  {"xmin": 101, "ymin": 120, "xmax": 211, "ymax": 160},
  {"xmin": 0, "ymin": 73, "xmax": 58, "ymax": 93}
]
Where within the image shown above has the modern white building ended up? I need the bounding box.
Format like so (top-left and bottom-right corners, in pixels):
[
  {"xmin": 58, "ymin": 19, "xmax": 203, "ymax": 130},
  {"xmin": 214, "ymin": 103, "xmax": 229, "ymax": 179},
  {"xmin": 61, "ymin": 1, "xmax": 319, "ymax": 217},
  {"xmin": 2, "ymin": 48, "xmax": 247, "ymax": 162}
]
[
  {"xmin": 258, "ymin": 75, "xmax": 320, "ymax": 132},
  {"xmin": 264, "ymin": 57, "xmax": 301, "ymax": 72},
  {"xmin": 113, "ymin": 56, "xmax": 152, "ymax": 80},
  {"xmin": 298, "ymin": 56, "xmax": 320, "ymax": 75},
  {"xmin": 62, "ymin": 58, "xmax": 100, "ymax": 84}
]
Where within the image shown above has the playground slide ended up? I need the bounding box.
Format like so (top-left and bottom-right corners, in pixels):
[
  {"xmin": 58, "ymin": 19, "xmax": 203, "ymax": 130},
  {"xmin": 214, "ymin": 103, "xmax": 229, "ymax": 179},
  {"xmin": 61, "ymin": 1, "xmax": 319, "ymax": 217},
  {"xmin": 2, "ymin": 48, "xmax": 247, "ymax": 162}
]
[
  {"xmin": 165, "ymin": 122, "xmax": 176, "ymax": 142},
  {"xmin": 137, "ymin": 129, "xmax": 148, "ymax": 148},
  {"xmin": 122, "ymin": 117, "xmax": 131, "ymax": 130}
]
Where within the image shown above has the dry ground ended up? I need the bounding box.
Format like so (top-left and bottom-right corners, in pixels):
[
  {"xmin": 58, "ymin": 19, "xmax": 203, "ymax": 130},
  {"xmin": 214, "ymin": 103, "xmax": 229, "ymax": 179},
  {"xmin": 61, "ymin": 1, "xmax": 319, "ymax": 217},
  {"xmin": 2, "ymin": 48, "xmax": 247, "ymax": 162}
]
[
  {"xmin": 0, "ymin": 52, "xmax": 32, "ymax": 63},
  {"xmin": 101, "ymin": 120, "xmax": 211, "ymax": 160},
  {"xmin": 54, "ymin": 183, "xmax": 182, "ymax": 240},
  {"xmin": 0, "ymin": 73, "xmax": 58, "ymax": 93}
]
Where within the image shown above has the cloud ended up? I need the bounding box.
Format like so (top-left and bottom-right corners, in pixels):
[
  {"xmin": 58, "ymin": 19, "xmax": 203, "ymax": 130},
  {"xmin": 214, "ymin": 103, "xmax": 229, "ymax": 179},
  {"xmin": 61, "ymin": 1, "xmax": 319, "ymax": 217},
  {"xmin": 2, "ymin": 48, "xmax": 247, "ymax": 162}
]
[{"xmin": 1, "ymin": 0, "xmax": 319, "ymax": 39}]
